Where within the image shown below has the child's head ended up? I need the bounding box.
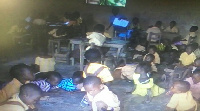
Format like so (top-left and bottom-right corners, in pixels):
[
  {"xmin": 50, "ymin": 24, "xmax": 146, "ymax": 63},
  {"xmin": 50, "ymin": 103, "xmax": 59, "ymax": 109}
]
[
  {"xmin": 194, "ymin": 58, "xmax": 200, "ymax": 67},
  {"xmin": 83, "ymin": 76, "xmax": 103, "ymax": 97},
  {"xmin": 185, "ymin": 44, "xmax": 195, "ymax": 55},
  {"xmin": 135, "ymin": 62, "xmax": 152, "ymax": 74},
  {"xmin": 93, "ymin": 24, "xmax": 105, "ymax": 34},
  {"xmin": 192, "ymin": 71, "xmax": 200, "ymax": 84},
  {"xmin": 19, "ymin": 83, "xmax": 42, "ymax": 105},
  {"xmin": 144, "ymin": 54, "xmax": 155, "ymax": 63},
  {"xmin": 10, "ymin": 64, "xmax": 35, "ymax": 84},
  {"xmin": 170, "ymin": 21, "xmax": 176, "ymax": 28},
  {"xmin": 112, "ymin": 7, "xmax": 119, "ymax": 16},
  {"xmin": 85, "ymin": 49, "xmax": 101, "ymax": 63},
  {"xmin": 46, "ymin": 71, "xmax": 62, "ymax": 86},
  {"xmin": 148, "ymin": 45, "xmax": 157, "ymax": 54},
  {"xmin": 72, "ymin": 71, "xmax": 84, "ymax": 85},
  {"xmin": 155, "ymin": 21, "xmax": 162, "ymax": 28},
  {"xmin": 170, "ymin": 81, "xmax": 190, "ymax": 94},
  {"xmin": 190, "ymin": 26, "xmax": 198, "ymax": 32}
]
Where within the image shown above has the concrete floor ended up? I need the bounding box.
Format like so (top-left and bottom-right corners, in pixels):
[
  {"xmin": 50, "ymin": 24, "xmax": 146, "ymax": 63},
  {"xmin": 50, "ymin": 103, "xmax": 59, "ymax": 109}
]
[{"xmin": 0, "ymin": 54, "xmax": 172, "ymax": 111}]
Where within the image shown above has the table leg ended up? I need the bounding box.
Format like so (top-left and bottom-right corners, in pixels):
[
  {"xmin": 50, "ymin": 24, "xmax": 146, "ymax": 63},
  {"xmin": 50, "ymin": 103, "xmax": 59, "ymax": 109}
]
[
  {"xmin": 79, "ymin": 43, "xmax": 85, "ymax": 71},
  {"xmin": 71, "ymin": 43, "xmax": 75, "ymax": 66},
  {"xmin": 57, "ymin": 40, "xmax": 61, "ymax": 53},
  {"xmin": 116, "ymin": 48, "xmax": 122, "ymax": 60}
]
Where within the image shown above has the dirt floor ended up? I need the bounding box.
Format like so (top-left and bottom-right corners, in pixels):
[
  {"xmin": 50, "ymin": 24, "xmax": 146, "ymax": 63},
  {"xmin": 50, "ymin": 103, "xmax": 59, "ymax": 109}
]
[{"xmin": 0, "ymin": 54, "xmax": 172, "ymax": 111}]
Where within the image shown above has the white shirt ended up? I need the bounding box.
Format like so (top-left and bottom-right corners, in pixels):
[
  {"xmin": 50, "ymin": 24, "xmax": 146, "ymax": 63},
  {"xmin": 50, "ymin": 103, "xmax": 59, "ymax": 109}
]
[
  {"xmin": 87, "ymin": 32, "xmax": 106, "ymax": 46},
  {"xmin": 146, "ymin": 27, "xmax": 161, "ymax": 41},
  {"xmin": 87, "ymin": 85, "xmax": 120, "ymax": 111},
  {"xmin": 35, "ymin": 57, "xmax": 55, "ymax": 72}
]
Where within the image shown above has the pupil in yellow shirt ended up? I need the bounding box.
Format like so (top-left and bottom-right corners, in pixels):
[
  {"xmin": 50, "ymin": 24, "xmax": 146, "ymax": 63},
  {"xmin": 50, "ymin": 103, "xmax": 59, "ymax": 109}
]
[
  {"xmin": 83, "ymin": 49, "xmax": 114, "ymax": 84},
  {"xmin": 0, "ymin": 83, "xmax": 42, "ymax": 111},
  {"xmin": 166, "ymin": 81, "xmax": 197, "ymax": 111},
  {"xmin": 0, "ymin": 64, "xmax": 35, "ymax": 103}
]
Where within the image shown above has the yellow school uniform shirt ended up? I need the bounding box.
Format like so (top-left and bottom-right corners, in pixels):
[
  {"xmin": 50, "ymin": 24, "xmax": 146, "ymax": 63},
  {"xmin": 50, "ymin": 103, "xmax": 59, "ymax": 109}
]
[
  {"xmin": 0, "ymin": 78, "xmax": 22, "ymax": 103},
  {"xmin": 164, "ymin": 26, "xmax": 179, "ymax": 33},
  {"xmin": 83, "ymin": 63, "xmax": 114, "ymax": 83},
  {"xmin": 132, "ymin": 74, "xmax": 165, "ymax": 97},
  {"xmin": 179, "ymin": 52, "xmax": 196, "ymax": 66},
  {"xmin": 35, "ymin": 57, "xmax": 56, "ymax": 72},
  {"xmin": 167, "ymin": 91, "xmax": 197, "ymax": 111},
  {"xmin": 0, "ymin": 93, "xmax": 29, "ymax": 111}
]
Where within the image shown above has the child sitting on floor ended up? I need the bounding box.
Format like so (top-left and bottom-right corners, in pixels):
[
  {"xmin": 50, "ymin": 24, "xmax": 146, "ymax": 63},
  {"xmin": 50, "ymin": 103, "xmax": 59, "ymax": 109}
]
[
  {"xmin": 132, "ymin": 62, "xmax": 165, "ymax": 103},
  {"xmin": 181, "ymin": 58, "xmax": 200, "ymax": 79},
  {"xmin": 113, "ymin": 54, "xmax": 157, "ymax": 80},
  {"xmin": 0, "ymin": 64, "xmax": 35, "ymax": 103},
  {"xmin": 166, "ymin": 81, "xmax": 197, "ymax": 111},
  {"xmin": 35, "ymin": 50, "xmax": 56, "ymax": 73},
  {"xmin": 185, "ymin": 71, "xmax": 200, "ymax": 101},
  {"xmin": 0, "ymin": 83, "xmax": 42, "ymax": 111},
  {"xmin": 164, "ymin": 45, "xmax": 196, "ymax": 88},
  {"xmin": 58, "ymin": 71, "xmax": 84, "ymax": 92},
  {"xmin": 83, "ymin": 76, "xmax": 120, "ymax": 111},
  {"xmin": 31, "ymin": 71, "xmax": 62, "ymax": 92},
  {"xmin": 144, "ymin": 45, "xmax": 160, "ymax": 64},
  {"xmin": 83, "ymin": 49, "xmax": 114, "ymax": 84},
  {"xmin": 179, "ymin": 44, "xmax": 196, "ymax": 67},
  {"xmin": 182, "ymin": 26, "xmax": 198, "ymax": 45},
  {"xmin": 143, "ymin": 54, "xmax": 157, "ymax": 73}
]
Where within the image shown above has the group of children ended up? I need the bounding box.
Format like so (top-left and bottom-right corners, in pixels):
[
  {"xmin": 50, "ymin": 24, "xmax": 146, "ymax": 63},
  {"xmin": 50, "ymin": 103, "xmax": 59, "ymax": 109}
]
[
  {"xmin": 0, "ymin": 48, "xmax": 117, "ymax": 111},
  {"xmin": 1, "ymin": 43, "xmax": 200, "ymax": 110},
  {"xmin": 2, "ymin": 14, "xmax": 200, "ymax": 110}
]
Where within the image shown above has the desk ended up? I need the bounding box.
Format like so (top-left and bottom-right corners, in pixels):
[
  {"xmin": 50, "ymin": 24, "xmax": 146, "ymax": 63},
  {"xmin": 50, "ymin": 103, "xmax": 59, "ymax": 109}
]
[
  {"xmin": 48, "ymin": 38, "xmax": 69, "ymax": 55},
  {"xmin": 70, "ymin": 38, "xmax": 127, "ymax": 70}
]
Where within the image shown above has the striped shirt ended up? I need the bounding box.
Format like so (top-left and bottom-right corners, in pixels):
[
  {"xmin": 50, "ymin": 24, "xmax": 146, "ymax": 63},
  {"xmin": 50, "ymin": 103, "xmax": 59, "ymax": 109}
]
[
  {"xmin": 57, "ymin": 78, "xmax": 77, "ymax": 92},
  {"xmin": 31, "ymin": 79, "xmax": 51, "ymax": 92}
]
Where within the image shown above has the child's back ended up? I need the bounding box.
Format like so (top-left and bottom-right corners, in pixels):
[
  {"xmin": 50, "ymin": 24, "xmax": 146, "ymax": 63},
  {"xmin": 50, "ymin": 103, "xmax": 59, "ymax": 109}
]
[
  {"xmin": 35, "ymin": 51, "xmax": 55, "ymax": 72},
  {"xmin": 83, "ymin": 49, "xmax": 113, "ymax": 83},
  {"xmin": 87, "ymin": 24, "xmax": 106, "ymax": 47}
]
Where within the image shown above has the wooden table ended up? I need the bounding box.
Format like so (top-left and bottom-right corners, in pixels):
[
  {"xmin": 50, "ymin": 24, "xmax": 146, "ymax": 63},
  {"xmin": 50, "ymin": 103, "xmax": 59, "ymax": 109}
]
[{"xmin": 69, "ymin": 38, "xmax": 127, "ymax": 70}]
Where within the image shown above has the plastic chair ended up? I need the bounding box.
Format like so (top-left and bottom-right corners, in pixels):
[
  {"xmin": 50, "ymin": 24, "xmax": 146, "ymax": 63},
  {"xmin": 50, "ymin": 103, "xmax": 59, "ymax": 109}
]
[{"xmin": 147, "ymin": 32, "xmax": 161, "ymax": 47}]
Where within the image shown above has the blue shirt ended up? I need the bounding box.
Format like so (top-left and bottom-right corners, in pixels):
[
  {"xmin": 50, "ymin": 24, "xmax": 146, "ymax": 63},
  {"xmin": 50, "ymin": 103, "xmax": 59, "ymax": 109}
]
[{"xmin": 57, "ymin": 78, "xmax": 77, "ymax": 92}]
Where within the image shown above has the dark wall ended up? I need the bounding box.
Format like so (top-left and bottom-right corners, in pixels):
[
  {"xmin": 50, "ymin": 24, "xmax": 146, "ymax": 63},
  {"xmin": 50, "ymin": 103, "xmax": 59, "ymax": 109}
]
[{"xmin": 0, "ymin": 0, "xmax": 200, "ymax": 57}]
